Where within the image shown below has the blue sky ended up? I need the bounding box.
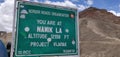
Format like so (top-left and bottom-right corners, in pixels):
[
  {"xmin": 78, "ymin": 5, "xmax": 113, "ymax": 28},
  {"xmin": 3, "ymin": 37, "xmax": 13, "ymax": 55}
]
[
  {"xmin": 0, "ymin": 0, "xmax": 4, "ymax": 3},
  {"xmin": 0, "ymin": 0, "xmax": 120, "ymax": 13},
  {"xmin": 34, "ymin": 0, "xmax": 120, "ymax": 15},
  {"xmin": 0, "ymin": 0, "xmax": 120, "ymax": 32},
  {"xmin": 93, "ymin": 0, "xmax": 120, "ymax": 12},
  {"xmin": 30, "ymin": 0, "xmax": 120, "ymax": 13}
]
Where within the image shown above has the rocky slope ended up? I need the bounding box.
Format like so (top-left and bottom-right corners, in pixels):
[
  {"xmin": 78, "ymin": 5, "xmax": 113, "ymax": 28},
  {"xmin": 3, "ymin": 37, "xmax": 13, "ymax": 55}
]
[
  {"xmin": 0, "ymin": 31, "xmax": 12, "ymax": 47},
  {"xmin": 79, "ymin": 7, "xmax": 120, "ymax": 57}
]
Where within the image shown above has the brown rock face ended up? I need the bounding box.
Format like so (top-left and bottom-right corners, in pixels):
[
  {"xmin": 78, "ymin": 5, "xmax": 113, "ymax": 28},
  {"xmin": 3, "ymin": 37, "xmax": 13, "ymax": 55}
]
[
  {"xmin": 79, "ymin": 7, "xmax": 120, "ymax": 24},
  {"xmin": 0, "ymin": 31, "xmax": 12, "ymax": 47},
  {"xmin": 79, "ymin": 7, "xmax": 120, "ymax": 57}
]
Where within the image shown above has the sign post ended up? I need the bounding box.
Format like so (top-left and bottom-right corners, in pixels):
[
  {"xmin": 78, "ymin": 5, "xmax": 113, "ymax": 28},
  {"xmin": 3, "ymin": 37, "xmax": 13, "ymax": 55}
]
[{"xmin": 14, "ymin": 1, "xmax": 79, "ymax": 57}]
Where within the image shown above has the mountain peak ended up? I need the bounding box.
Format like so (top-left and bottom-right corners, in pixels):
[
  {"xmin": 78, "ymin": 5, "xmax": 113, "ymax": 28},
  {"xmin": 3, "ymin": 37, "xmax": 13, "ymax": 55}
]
[
  {"xmin": 79, "ymin": 7, "xmax": 112, "ymax": 18},
  {"xmin": 86, "ymin": 7, "xmax": 101, "ymax": 11},
  {"xmin": 79, "ymin": 7, "xmax": 120, "ymax": 24}
]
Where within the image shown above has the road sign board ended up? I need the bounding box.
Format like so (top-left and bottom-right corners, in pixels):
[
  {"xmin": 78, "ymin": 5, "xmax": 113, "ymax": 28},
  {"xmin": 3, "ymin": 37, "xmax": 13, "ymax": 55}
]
[{"xmin": 14, "ymin": 1, "xmax": 79, "ymax": 57}]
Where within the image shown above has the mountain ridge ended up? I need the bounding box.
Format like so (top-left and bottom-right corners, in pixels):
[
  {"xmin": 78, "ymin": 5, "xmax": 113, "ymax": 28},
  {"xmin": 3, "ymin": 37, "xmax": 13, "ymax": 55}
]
[{"xmin": 79, "ymin": 7, "xmax": 120, "ymax": 24}]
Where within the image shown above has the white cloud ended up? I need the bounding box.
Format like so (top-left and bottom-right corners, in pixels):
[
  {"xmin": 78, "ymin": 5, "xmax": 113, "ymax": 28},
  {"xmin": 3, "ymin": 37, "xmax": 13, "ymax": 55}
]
[
  {"xmin": 78, "ymin": 5, "xmax": 88, "ymax": 11},
  {"xmin": 108, "ymin": 10, "xmax": 120, "ymax": 16},
  {"xmin": 85, "ymin": 0, "xmax": 93, "ymax": 6},
  {"xmin": 44, "ymin": 0, "xmax": 77, "ymax": 8},
  {"xmin": 44, "ymin": 0, "xmax": 90, "ymax": 11},
  {"xmin": 43, "ymin": 0, "xmax": 92, "ymax": 11},
  {"xmin": 0, "ymin": 0, "xmax": 14, "ymax": 32}
]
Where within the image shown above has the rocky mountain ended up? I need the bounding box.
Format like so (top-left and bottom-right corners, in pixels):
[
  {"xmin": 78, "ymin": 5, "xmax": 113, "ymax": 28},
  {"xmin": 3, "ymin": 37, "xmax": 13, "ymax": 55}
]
[
  {"xmin": 79, "ymin": 7, "xmax": 120, "ymax": 24},
  {"xmin": 0, "ymin": 31, "xmax": 12, "ymax": 47},
  {"xmin": 79, "ymin": 7, "xmax": 120, "ymax": 57}
]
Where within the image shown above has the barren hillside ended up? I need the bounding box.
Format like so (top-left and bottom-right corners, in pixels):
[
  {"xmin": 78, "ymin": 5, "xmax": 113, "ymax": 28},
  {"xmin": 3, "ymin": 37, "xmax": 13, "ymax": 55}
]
[{"xmin": 80, "ymin": 7, "xmax": 120, "ymax": 57}]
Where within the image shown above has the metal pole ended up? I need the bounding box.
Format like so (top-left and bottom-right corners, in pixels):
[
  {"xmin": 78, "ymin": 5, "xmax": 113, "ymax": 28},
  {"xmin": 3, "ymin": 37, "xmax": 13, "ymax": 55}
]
[
  {"xmin": 10, "ymin": 0, "xmax": 18, "ymax": 57},
  {"xmin": 77, "ymin": 7, "xmax": 80, "ymax": 57}
]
